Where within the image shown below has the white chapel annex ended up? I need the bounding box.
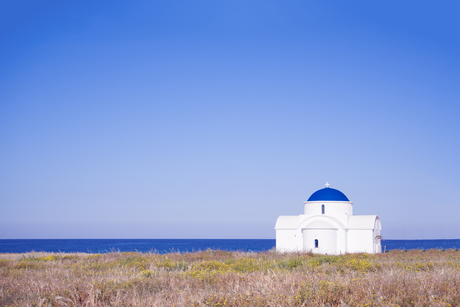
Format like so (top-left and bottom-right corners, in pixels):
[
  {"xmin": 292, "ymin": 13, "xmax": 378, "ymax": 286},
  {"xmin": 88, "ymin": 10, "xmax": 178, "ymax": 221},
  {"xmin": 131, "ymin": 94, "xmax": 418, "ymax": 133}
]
[{"xmin": 275, "ymin": 183, "xmax": 382, "ymax": 254}]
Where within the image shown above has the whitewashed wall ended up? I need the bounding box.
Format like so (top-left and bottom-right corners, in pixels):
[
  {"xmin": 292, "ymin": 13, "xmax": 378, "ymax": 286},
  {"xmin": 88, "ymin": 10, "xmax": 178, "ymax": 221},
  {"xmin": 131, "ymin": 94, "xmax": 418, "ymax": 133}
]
[
  {"xmin": 275, "ymin": 229, "xmax": 302, "ymax": 251},
  {"xmin": 347, "ymin": 229, "xmax": 374, "ymax": 253}
]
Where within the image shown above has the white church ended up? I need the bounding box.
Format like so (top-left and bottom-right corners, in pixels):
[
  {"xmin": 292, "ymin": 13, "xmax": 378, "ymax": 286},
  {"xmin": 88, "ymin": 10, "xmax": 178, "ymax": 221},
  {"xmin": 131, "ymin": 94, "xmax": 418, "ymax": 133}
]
[{"xmin": 275, "ymin": 183, "xmax": 382, "ymax": 254}]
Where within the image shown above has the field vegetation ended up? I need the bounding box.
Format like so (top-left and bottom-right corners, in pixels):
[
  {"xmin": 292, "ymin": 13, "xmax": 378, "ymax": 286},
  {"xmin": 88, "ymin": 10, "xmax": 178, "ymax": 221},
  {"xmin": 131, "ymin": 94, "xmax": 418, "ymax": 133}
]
[{"xmin": 1, "ymin": 249, "xmax": 460, "ymax": 306}]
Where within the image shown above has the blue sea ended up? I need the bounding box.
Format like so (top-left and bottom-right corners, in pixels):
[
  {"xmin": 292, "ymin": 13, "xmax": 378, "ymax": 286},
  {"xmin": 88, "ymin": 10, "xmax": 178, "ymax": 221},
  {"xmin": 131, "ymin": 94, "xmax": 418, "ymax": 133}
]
[{"xmin": 1, "ymin": 239, "xmax": 460, "ymax": 254}]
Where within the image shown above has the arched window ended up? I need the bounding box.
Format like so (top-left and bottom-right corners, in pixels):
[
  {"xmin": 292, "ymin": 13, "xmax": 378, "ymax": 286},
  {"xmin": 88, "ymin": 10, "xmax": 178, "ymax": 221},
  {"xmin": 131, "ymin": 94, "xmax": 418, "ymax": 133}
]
[
  {"xmin": 315, "ymin": 239, "xmax": 319, "ymax": 248},
  {"xmin": 321, "ymin": 204, "xmax": 325, "ymax": 214}
]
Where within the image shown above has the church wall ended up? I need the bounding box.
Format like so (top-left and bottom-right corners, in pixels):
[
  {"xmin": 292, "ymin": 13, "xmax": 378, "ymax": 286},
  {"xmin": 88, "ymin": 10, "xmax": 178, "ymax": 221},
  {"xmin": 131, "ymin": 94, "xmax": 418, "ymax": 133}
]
[
  {"xmin": 373, "ymin": 218, "xmax": 382, "ymax": 253},
  {"xmin": 336, "ymin": 227, "xmax": 347, "ymax": 254},
  {"xmin": 373, "ymin": 228, "xmax": 382, "ymax": 253},
  {"xmin": 298, "ymin": 216, "xmax": 347, "ymax": 255},
  {"xmin": 276, "ymin": 229, "xmax": 302, "ymax": 252},
  {"xmin": 302, "ymin": 228, "xmax": 337, "ymax": 254},
  {"xmin": 347, "ymin": 229, "xmax": 374, "ymax": 253}
]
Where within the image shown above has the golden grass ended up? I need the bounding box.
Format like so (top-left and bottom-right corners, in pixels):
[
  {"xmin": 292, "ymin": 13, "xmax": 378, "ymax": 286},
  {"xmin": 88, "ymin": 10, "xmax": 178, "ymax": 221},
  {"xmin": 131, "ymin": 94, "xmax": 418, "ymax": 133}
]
[{"xmin": 1, "ymin": 249, "xmax": 460, "ymax": 306}]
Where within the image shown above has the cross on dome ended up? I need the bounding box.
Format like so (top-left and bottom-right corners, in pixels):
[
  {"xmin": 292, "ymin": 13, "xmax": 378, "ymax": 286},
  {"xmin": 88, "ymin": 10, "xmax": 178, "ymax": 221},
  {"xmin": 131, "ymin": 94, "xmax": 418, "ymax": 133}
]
[{"xmin": 325, "ymin": 182, "xmax": 330, "ymax": 188}]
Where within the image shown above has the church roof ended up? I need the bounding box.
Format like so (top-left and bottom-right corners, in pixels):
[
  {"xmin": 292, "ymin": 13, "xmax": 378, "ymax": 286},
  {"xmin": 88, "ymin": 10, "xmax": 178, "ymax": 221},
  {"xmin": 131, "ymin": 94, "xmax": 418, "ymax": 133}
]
[
  {"xmin": 307, "ymin": 187, "xmax": 350, "ymax": 202},
  {"xmin": 348, "ymin": 215, "xmax": 380, "ymax": 230},
  {"xmin": 275, "ymin": 216, "xmax": 300, "ymax": 229}
]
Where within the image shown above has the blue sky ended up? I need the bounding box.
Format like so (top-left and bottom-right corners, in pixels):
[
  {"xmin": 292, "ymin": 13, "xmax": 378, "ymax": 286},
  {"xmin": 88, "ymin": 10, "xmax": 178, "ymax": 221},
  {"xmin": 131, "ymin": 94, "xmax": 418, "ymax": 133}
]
[{"xmin": 1, "ymin": 1, "xmax": 459, "ymax": 239}]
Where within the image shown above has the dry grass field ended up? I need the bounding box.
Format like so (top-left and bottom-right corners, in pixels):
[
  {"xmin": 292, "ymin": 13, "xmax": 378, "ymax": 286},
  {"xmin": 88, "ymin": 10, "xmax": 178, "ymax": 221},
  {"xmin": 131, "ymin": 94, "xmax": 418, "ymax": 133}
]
[{"xmin": 1, "ymin": 249, "xmax": 460, "ymax": 306}]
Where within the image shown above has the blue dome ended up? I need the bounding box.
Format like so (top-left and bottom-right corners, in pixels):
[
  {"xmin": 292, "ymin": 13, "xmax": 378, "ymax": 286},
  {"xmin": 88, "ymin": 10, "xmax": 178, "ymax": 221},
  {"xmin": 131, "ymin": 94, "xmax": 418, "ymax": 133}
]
[{"xmin": 307, "ymin": 187, "xmax": 349, "ymax": 201}]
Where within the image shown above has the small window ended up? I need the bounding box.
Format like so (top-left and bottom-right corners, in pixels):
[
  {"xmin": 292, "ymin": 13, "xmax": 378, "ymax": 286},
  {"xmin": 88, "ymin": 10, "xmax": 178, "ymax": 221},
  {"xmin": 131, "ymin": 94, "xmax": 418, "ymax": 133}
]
[
  {"xmin": 315, "ymin": 239, "xmax": 319, "ymax": 248},
  {"xmin": 321, "ymin": 204, "xmax": 325, "ymax": 214}
]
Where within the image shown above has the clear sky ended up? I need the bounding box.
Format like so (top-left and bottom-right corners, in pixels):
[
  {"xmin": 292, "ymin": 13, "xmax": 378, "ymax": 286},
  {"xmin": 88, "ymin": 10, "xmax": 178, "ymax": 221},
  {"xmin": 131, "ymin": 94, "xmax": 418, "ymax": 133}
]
[{"xmin": 1, "ymin": 1, "xmax": 459, "ymax": 240}]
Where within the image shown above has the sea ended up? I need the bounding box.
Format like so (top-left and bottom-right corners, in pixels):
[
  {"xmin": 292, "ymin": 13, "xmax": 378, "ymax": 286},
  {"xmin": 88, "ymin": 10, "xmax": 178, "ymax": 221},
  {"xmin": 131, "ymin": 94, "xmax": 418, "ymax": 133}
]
[{"xmin": 1, "ymin": 239, "xmax": 460, "ymax": 254}]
